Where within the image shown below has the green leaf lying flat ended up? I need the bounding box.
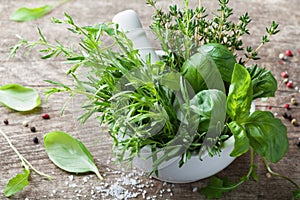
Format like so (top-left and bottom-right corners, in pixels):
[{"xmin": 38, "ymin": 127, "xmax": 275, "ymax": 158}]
[
  {"xmin": 44, "ymin": 131, "xmax": 103, "ymax": 180},
  {"xmin": 10, "ymin": 5, "xmax": 53, "ymax": 22},
  {"xmin": 0, "ymin": 84, "xmax": 41, "ymax": 111},
  {"xmin": 4, "ymin": 169, "xmax": 30, "ymax": 197}
]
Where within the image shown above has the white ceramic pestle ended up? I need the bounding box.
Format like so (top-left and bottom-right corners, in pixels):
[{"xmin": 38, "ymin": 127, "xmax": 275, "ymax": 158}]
[{"xmin": 112, "ymin": 9, "xmax": 159, "ymax": 64}]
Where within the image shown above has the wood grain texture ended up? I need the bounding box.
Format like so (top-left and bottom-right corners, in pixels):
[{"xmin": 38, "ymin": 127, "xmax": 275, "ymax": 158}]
[{"xmin": 0, "ymin": 0, "xmax": 299, "ymax": 199}]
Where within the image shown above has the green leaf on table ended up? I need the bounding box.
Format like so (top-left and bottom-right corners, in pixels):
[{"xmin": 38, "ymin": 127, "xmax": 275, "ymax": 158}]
[
  {"xmin": 247, "ymin": 65, "xmax": 277, "ymax": 99},
  {"xmin": 4, "ymin": 169, "xmax": 30, "ymax": 197},
  {"xmin": 0, "ymin": 84, "xmax": 41, "ymax": 111},
  {"xmin": 227, "ymin": 63, "xmax": 253, "ymax": 122},
  {"xmin": 44, "ymin": 131, "xmax": 103, "ymax": 180},
  {"xmin": 10, "ymin": 5, "xmax": 53, "ymax": 22},
  {"xmin": 244, "ymin": 111, "xmax": 288, "ymax": 163},
  {"xmin": 199, "ymin": 176, "xmax": 235, "ymax": 199},
  {"xmin": 228, "ymin": 121, "xmax": 250, "ymax": 157}
]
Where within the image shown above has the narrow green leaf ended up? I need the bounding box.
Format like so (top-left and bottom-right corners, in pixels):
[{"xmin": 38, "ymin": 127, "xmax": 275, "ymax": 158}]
[
  {"xmin": 4, "ymin": 169, "xmax": 30, "ymax": 197},
  {"xmin": 43, "ymin": 131, "xmax": 103, "ymax": 180},
  {"xmin": 10, "ymin": 5, "xmax": 53, "ymax": 22},
  {"xmin": 0, "ymin": 84, "xmax": 41, "ymax": 111},
  {"xmin": 228, "ymin": 121, "xmax": 250, "ymax": 157},
  {"xmin": 227, "ymin": 63, "xmax": 252, "ymax": 121},
  {"xmin": 244, "ymin": 111, "xmax": 288, "ymax": 163}
]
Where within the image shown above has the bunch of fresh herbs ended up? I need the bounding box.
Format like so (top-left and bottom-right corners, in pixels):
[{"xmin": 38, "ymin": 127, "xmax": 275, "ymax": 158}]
[{"xmin": 10, "ymin": 0, "xmax": 299, "ymax": 198}]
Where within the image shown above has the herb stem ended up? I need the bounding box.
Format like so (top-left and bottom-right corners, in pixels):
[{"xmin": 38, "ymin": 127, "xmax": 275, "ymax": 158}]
[
  {"xmin": 0, "ymin": 128, "xmax": 27, "ymax": 168},
  {"xmin": 53, "ymin": 0, "xmax": 71, "ymax": 9},
  {"xmin": 263, "ymin": 158, "xmax": 300, "ymax": 189},
  {"xmin": 0, "ymin": 128, "xmax": 52, "ymax": 180}
]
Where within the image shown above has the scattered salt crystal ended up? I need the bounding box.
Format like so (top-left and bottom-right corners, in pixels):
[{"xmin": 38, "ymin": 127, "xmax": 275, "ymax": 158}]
[
  {"xmin": 68, "ymin": 175, "xmax": 74, "ymax": 181},
  {"xmin": 167, "ymin": 188, "xmax": 172, "ymax": 193},
  {"xmin": 69, "ymin": 183, "xmax": 77, "ymax": 188},
  {"xmin": 83, "ymin": 176, "xmax": 89, "ymax": 183},
  {"xmin": 192, "ymin": 187, "xmax": 198, "ymax": 192}
]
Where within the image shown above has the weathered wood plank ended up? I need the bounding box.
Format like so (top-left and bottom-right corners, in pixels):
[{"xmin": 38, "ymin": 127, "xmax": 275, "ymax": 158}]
[{"xmin": 0, "ymin": 0, "xmax": 299, "ymax": 199}]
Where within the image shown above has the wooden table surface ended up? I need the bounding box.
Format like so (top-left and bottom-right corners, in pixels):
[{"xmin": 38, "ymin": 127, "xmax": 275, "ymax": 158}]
[{"xmin": 0, "ymin": 0, "xmax": 299, "ymax": 199}]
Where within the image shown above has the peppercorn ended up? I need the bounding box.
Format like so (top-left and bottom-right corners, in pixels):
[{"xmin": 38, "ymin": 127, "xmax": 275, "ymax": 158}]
[
  {"xmin": 291, "ymin": 118, "xmax": 298, "ymax": 126},
  {"xmin": 30, "ymin": 126, "xmax": 36, "ymax": 132},
  {"xmin": 42, "ymin": 113, "xmax": 50, "ymax": 120},
  {"xmin": 3, "ymin": 119, "xmax": 9, "ymax": 125},
  {"xmin": 297, "ymin": 141, "xmax": 300, "ymax": 148},
  {"xmin": 286, "ymin": 81, "xmax": 293, "ymax": 88},
  {"xmin": 283, "ymin": 78, "xmax": 289, "ymax": 84},
  {"xmin": 291, "ymin": 98, "xmax": 297, "ymax": 105},
  {"xmin": 279, "ymin": 53, "xmax": 286, "ymax": 60},
  {"xmin": 281, "ymin": 71, "xmax": 288, "ymax": 78},
  {"xmin": 267, "ymin": 105, "xmax": 272, "ymax": 110},
  {"xmin": 33, "ymin": 136, "xmax": 39, "ymax": 144},
  {"xmin": 285, "ymin": 50, "xmax": 293, "ymax": 57},
  {"xmin": 284, "ymin": 103, "xmax": 290, "ymax": 109},
  {"xmin": 22, "ymin": 121, "xmax": 29, "ymax": 127}
]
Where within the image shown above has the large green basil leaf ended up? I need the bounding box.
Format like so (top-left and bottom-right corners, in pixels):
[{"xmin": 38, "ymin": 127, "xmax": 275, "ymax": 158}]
[
  {"xmin": 227, "ymin": 63, "xmax": 253, "ymax": 121},
  {"xmin": 228, "ymin": 121, "xmax": 249, "ymax": 157},
  {"xmin": 247, "ymin": 65, "xmax": 277, "ymax": 99},
  {"xmin": 190, "ymin": 89, "xmax": 226, "ymax": 134},
  {"xmin": 0, "ymin": 84, "xmax": 41, "ymax": 111},
  {"xmin": 44, "ymin": 131, "xmax": 103, "ymax": 179},
  {"xmin": 181, "ymin": 51, "xmax": 225, "ymax": 93},
  {"xmin": 198, "ymin": 43, "xmax": 236, "ymax": 83},
  {"xmin": 244, "ymin": 111, "xmax": 288, "ymax": 163}
]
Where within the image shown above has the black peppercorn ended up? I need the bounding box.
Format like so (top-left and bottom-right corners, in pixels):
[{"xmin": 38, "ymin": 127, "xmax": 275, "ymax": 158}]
[
  {"xmin": 3, "ymin": 119, "xmax": 9, "ymax": 125},
  {"xmin": 30, "ymin": 126, "xmax": 36, "ymax": 132},
  {"xmin": 33, "ymin": 136, "xmax": 39, "ymax": 144},
  {"xmin": 297, "ymin": 142, "xmax": 300, "ymax": 148}
]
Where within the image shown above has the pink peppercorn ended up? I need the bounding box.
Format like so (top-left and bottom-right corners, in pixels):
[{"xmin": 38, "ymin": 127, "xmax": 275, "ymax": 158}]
[
  {"xmin": 42, "ymin": 113, "xmax": 50, "ymax": 119},
  {"xmin": 286, "ymin": 81, "xmax": 293, "ymax": 88},
  {"xmin": 285, "ymin": 50, "xmax": 293, "ymax": 57},
  {"xmin": 284, "ymin": 103, "xmax": 290, "ymax": 109},
  {"xmin": 281, "ymin": 71, "xmax": 288, "ymax": 78},
  {"xmin": 267, "ymin": 106, "xmax": 272, "ymax": 110}
]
